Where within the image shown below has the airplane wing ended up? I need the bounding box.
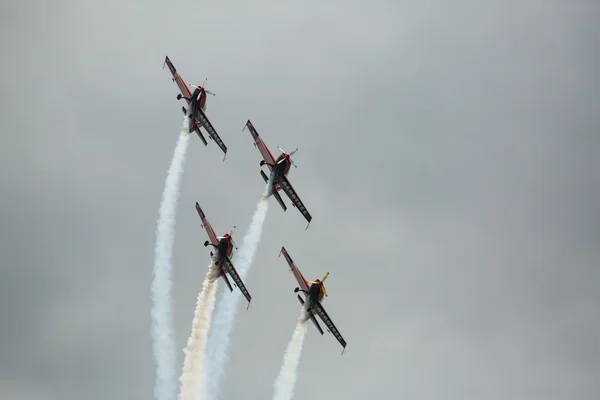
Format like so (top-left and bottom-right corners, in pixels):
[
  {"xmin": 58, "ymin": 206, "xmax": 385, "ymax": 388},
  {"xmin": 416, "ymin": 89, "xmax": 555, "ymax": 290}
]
[
  {"xmin": 195, "ymin": 202, "xmax": 218, "ymax": 246},
  {"xmin": 279, "ymin": 246, "xmax": 309, "ymax": 292},
  {"xmin": 245, "ymin": 120, "xmax": 276, "ymax": 166},
  {"xmin": 164, "ymin": 56, "xmax": 193, "ymax": 100},
  {"xmin": 222, "ymin": 255, "xmax": 252, "ymax": 304},
  {"xmin": 278, "ymin": 175, "xmax": 312, "ymax": 226},
  {"xmin": 313, "ymin": 301, "xmax": 347, "ymax": 350},
  {"xmin": 191, "ymin": 108, "xmax": 228, "ymax": 157}
]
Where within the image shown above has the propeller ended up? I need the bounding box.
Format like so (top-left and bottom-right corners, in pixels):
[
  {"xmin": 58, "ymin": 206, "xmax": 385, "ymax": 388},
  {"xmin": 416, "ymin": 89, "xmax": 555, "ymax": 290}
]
[
  {"xmin": 307, "ymin": 272, "xmax": 329, "ymax": 297},
  {"xmin": 189, "ymin": 81, "xmax": 216, "ymax": 96},
  {"xmin": 278, "ymin": 146, "xmax": 299, "ymax": 168},
  {"xmin": 229, "ymin": 226, "xmax": 238, "ymax": 249}
]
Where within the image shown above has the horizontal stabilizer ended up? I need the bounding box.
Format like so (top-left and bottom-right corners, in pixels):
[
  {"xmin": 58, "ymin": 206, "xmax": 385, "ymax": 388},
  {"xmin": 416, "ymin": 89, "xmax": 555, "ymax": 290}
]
[
  {"xmin": 194, "ymin": 126, "xmax": 208, "ymax": 146},
  {"xmin": 221, "ymin": 272, "xmax": 234, "ymax": 292},
  {"xmin": 272, "ymin": 190, "xmax": 287, "ymax": 212},
  {"xmin": 296, "ymin": 295, "xmax": 324, "ymax": 335},
  {"xmin": 181, "ymin": 106, "xmax": 207, "ymax": 145},
  {"xmin": 310, "ymin": 314, "xmax": 325, "ymax": 335},
  {"xmin": 260, "ymin": 169, "xmax": 269, "ymax": 183},
  {"xmin": 260, "ymin": 170, "xmax": 287, "ymax": 211}
]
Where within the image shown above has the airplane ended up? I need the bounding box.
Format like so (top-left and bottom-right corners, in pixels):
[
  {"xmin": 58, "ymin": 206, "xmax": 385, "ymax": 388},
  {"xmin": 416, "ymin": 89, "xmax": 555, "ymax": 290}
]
[
  {"xmin": 195, "ymin": 202, "xmax": 252, "ymax": 307},
  {"xmin": 163, "ymin": 56, "xmax": 228, "ymax": 161},
  {"xmin": 243, "ymin": 120, "xmax": 312, "ymax": 229},
  {"xmin": 279, "ymin": 246, "xmax": 347, "ymax": 353}
]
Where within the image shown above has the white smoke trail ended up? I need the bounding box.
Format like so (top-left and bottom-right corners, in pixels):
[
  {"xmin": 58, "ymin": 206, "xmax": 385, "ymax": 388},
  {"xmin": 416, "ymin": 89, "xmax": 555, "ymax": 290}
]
[
  {"xmin": 151, "ymin": 116, "xmax": 191, "ymax": 400},
  {"xmin": 178, "ymin": 262, "xmax": 220, "ymax": 400},
  {"xmin": 204, "ymin": 187, "xmax": 271, "ymax": 400},
  {"xmin": 272, "ymin": 310, "xmax": 309, "ymax": 400}
]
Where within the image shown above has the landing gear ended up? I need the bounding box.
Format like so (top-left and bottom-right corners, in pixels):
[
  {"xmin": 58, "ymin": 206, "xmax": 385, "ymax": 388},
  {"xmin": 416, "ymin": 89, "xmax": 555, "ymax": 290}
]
[
  {"xmin": 294, "ymin": 287, "xmax": 300, "ymax": 293},
  {"xmin": 176, "ymin": 94, "xmax": 182, "ymax": 100},
  {"xmin": 204, "ymin": 240, "xmax": 209, "ymax": 247},
  {"xmin": 259, "ymin": 160, "xmax": 265, "ymax": 166}
]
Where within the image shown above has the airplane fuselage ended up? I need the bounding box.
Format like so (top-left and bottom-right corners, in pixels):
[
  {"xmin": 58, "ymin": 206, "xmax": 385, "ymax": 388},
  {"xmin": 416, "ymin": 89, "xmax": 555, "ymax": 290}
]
[
  {"xmin": 273, "ymin": 154, "xmax": 292, "ymax": 177},
  {"xmin": 266, "ymin": 155, "xmax": 291, "ymax": 196},
  {"xmin": 302, "ymin": 282, "xmax": 324, "ymax": 314},
  {"xmin": 186, "ymin": 88, "xmax": 207, "ymax": 131},
  {"xmin": 309, "ymin": 282, "xmax": 323, "ymax": 302},
  {"xmin": 189, "ymin": 88, "xmax": 207, "ymax": 112},
  {"xmin": 212, "ymin": 237, "xmax": 233, "ymax": 265}
]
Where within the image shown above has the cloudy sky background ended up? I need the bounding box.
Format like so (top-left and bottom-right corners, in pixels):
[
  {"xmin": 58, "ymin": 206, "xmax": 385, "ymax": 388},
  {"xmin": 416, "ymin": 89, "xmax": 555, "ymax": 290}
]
[{"xmin": 1, "ymin": 0, "xmax": 599, "ymax": 399}]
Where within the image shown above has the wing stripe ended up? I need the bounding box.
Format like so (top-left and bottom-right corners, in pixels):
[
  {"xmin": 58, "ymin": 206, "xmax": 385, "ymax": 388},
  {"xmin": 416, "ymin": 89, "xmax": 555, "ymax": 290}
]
[
  {"xmin": 194, "ymin": 109, "xmax": 228, "ymax": 155},
  {"xmin": 279, "ymin": 176, "xmax": 312, "ymax": 223},
  {"xmin": 315, "ymin": 302, "xmax": 347, "ymax": 348}
]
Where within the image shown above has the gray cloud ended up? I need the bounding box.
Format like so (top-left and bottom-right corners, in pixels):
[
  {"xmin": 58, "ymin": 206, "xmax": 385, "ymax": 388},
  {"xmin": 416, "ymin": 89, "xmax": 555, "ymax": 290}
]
[{"xmin": 1, "ymin": 0, "xmax": 599, "ymax": 399}]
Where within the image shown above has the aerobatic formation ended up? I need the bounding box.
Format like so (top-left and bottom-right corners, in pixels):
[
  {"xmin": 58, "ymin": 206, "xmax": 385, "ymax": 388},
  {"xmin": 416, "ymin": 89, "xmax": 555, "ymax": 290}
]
[{"xmin": 155, "ymin": 56, "xmax": 347, "ymax": 400}]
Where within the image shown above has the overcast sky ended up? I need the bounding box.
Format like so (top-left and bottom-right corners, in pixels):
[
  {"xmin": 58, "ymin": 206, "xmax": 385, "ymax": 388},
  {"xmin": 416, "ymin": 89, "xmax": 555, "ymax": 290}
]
[{"xmin": 1, "ymin": 1, "xmax": 599, "ymax": 399}]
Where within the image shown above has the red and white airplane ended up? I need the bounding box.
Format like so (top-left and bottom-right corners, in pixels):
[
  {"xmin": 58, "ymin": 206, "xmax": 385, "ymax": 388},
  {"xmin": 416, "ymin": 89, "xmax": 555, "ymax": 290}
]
[
  {"xmin": 195, "ymin": 202, "xmax": 252, "ymax": 306},
  {"xmin": 279, "ymin": 246, "xmax": 347, "ymax": 352},
  {"xmin": 164, "ymin": 56, "xmax": 228, "ymax": 160},
  {"xmin": 244, "ymin": 120, "xmax": 312, "ymax": 229}
]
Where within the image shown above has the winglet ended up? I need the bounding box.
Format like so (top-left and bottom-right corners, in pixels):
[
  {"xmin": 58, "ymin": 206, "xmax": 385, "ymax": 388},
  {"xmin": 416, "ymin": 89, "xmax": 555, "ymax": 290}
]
[
  {"xmin": 279, "ymin": 246, "xmax": 295, "ymax": 273},
  {"xmin": 278, "ymin": 247, "xmax": 291, "ymax": 273},
  {"xmin": 246, "ymin": 300, "xmax": 251, "ymax": 310},
  {"xmin": 242, "ymin": 121, "xmax": 247, "ymax": 132},
  {"xmin": 195, "ymin": 202, "xmax": 206, "ymax": 226},
  {"xmin": 245, "ymin": 120, "xmax": 260, "ymax": 140},
  {"xmin": 162, "ymin": 56, "xmax": 167, "ymax": 69},
  {"xmin": 342, "ymin": 346, "xmax": 346, "ymax": 355},
  {"xmin": 223, "ymin": 151, "xmax": 227, "ymax": 163},
  {"xmin": 305, "ymin": 221, "xmax": 311, "ymax": 231}
]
